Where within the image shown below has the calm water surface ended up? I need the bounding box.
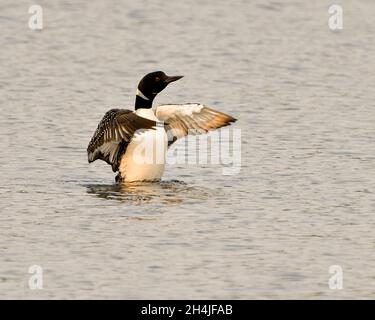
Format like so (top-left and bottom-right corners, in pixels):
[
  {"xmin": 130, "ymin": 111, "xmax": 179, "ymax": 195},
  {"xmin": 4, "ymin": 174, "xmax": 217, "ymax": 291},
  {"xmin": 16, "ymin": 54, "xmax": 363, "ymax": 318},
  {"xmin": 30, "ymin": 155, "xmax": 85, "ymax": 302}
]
[{"xmin": 1, "ymin": 0, "xmax": 375, "ymax": 299}]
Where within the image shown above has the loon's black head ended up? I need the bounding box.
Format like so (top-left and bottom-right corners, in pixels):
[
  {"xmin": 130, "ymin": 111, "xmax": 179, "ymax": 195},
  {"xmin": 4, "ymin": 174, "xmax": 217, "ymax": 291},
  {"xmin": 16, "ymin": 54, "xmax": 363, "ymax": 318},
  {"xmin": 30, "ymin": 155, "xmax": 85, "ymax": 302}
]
[{"xmin": 135, "ymin": 71, "xmax": 183, "ymax": 109}]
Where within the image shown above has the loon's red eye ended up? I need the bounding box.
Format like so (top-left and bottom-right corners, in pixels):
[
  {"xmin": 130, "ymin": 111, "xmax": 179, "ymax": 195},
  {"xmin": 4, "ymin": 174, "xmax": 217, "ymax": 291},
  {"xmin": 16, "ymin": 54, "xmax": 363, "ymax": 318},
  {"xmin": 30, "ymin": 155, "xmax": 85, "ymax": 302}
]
[{"xmin": 155, "ymin": 77, "xmax": 160, "ymax": 82}]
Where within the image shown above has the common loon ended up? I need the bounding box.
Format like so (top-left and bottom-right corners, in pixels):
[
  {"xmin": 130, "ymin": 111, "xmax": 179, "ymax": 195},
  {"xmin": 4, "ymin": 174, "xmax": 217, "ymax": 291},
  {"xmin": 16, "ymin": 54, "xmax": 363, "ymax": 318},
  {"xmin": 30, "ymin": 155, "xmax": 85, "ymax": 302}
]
[{"xmin": 87, "ymin": 71, "xmax": 237, "ymax": 182}]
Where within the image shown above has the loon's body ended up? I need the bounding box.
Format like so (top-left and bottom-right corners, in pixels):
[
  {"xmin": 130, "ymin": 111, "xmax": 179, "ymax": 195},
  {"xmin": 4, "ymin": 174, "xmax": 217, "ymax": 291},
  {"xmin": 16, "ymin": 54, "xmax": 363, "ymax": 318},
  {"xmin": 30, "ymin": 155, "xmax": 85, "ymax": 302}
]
[
  {"xmin": 87, "ymin": 71, "xmax": 236, "ymax": 183},
  {"xmin": 118, "ymin": 108, "xmax": 167, "ymax": 182}
]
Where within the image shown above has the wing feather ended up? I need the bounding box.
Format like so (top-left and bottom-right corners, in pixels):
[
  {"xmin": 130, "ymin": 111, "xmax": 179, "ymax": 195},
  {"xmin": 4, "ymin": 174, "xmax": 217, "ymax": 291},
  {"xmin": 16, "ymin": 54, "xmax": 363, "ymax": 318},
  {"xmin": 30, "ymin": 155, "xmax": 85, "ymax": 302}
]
[{"xmin": 155, "ymin": 104, "xmax": 236, "ymax": 146}]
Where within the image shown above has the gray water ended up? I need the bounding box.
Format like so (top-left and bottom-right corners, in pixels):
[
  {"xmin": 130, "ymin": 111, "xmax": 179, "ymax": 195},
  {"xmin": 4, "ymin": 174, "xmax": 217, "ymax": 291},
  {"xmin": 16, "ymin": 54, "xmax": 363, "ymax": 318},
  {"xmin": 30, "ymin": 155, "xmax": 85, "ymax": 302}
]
[{"xmin": 1, "ymin": 0, "xmax": 375, "ymax": 299}]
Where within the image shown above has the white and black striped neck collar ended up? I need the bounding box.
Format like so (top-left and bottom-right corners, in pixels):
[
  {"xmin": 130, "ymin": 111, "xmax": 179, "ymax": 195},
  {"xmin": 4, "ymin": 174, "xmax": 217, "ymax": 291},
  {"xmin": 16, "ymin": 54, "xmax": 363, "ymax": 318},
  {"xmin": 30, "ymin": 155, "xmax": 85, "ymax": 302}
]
[
  {"xmin": 135, "ymin": 88, "xmax": 154, "ymax": 110},
  {"xmin": 136, "ymin": 88, "xmax": 150, "ymax": 101}
]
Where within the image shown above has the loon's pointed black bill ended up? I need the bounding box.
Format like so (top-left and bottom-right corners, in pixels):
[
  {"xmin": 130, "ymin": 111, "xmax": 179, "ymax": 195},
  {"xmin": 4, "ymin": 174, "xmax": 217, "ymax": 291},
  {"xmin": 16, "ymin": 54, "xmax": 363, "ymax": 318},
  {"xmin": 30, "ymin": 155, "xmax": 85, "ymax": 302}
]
[{"xmin": 164, "ymin": 75, "xmax": 184, "ymax": 84}]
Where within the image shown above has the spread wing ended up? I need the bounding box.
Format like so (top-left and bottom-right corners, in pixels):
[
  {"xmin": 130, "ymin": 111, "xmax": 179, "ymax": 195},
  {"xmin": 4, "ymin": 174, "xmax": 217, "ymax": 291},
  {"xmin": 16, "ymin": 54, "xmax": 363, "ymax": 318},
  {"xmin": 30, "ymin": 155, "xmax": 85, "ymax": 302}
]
[
  {"xmin": 155, "ymin": 104, "xmax": 237, "ymax": 146},
  {"xmin": 87, "ymin": 109, "xmax": 156, "ymax": 172}
]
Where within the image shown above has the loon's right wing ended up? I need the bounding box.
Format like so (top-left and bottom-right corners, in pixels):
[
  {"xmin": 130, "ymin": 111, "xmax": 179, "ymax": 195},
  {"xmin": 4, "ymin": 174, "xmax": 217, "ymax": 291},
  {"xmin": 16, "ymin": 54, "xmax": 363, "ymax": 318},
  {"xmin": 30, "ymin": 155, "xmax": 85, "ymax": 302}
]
[
  {"xmin": 155, "ymin": 103, "xmax": 237, "ymax": 146},
  {"xmin": 87, "ymin": 109, "xmax": 156, "ymax": 172}
]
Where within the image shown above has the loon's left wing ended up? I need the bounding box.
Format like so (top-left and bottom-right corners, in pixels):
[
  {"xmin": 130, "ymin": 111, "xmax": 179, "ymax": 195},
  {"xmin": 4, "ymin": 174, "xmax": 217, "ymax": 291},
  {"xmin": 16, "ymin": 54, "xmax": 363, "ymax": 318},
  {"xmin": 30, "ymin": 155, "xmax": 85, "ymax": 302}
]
[{"xmin": 155, "ymin": 104, "xmax": 236, "ymax": 146}]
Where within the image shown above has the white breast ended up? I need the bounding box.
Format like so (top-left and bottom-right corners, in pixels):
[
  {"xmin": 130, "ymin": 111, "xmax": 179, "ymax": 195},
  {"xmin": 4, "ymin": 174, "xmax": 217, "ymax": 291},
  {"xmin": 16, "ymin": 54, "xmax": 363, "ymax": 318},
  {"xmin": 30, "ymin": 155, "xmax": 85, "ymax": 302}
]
[
  {"xmin": 134, "ymin": 108, "xmax": 159, "ymax": 121},
  {"xmin": 119, "ymin": 108, "xmax": 167, "ymax": 182}
]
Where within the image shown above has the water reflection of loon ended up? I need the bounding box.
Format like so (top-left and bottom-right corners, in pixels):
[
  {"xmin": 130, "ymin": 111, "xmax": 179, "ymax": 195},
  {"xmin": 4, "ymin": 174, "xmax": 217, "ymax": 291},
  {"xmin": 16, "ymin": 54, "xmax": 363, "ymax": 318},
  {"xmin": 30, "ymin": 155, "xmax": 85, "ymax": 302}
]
[{"xmin": 85, "ymin": 180, "xmax": 209, "ymax": 205}]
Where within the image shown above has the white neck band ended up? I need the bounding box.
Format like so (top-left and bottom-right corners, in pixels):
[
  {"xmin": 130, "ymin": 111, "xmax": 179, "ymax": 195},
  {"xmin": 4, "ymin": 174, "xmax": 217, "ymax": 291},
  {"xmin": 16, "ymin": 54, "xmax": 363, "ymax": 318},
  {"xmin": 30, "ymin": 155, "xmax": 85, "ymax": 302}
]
[{"xmin": 136, "ymin": 88, "xmax": 150, "ymax": 101}]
